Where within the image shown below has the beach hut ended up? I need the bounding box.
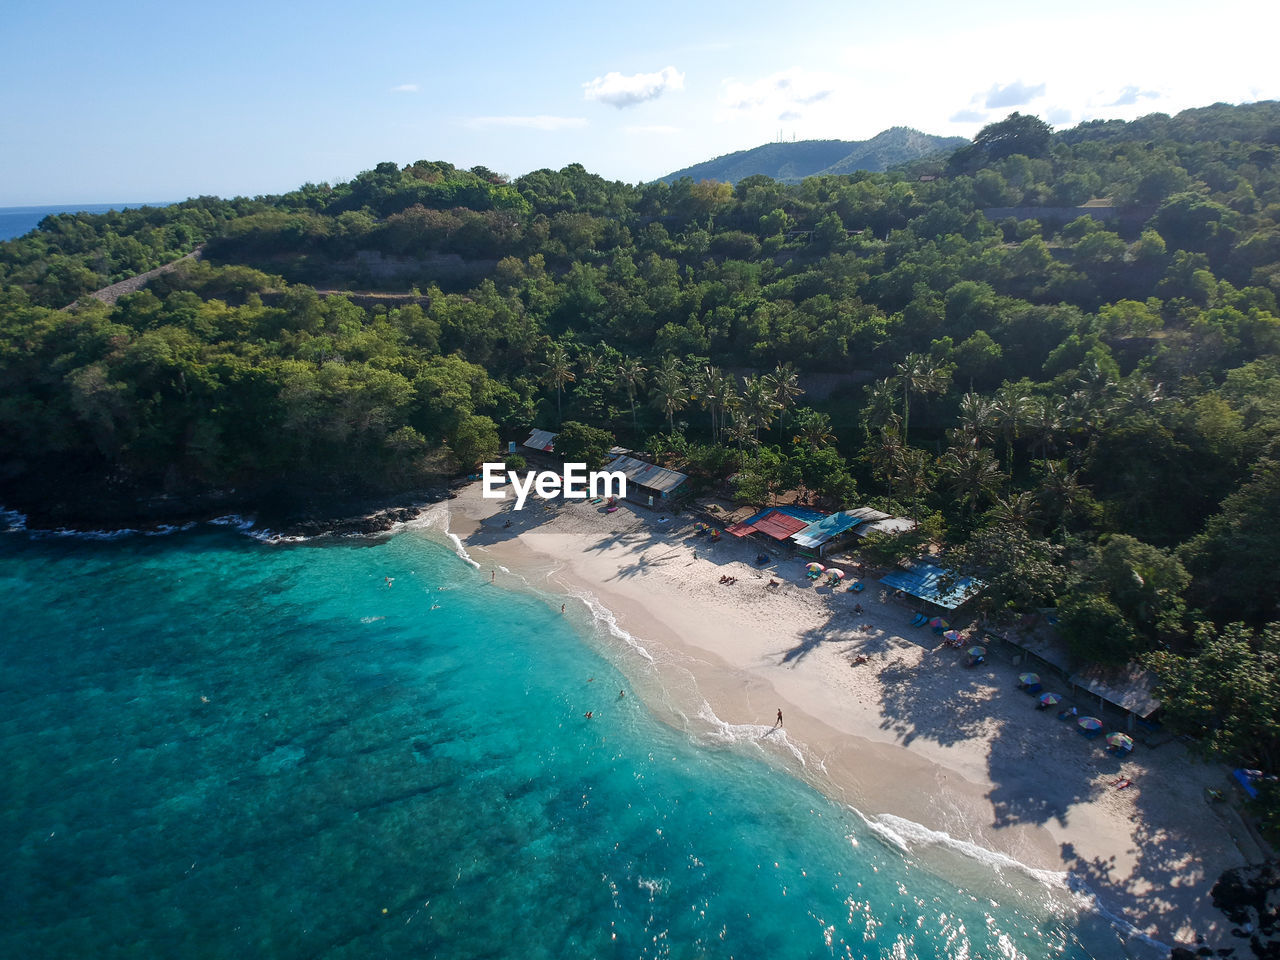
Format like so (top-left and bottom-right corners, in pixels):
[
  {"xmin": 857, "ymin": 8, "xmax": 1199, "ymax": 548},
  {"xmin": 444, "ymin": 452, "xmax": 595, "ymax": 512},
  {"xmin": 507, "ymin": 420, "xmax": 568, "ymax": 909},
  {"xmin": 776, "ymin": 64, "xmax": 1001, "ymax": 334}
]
[
  {"xmin": 881, "ymin": 562, "xmax": 983, "ymax": 612},
  {"xmin": 603, "ymin": 454, "xmax": 688, "ymax": 506}
]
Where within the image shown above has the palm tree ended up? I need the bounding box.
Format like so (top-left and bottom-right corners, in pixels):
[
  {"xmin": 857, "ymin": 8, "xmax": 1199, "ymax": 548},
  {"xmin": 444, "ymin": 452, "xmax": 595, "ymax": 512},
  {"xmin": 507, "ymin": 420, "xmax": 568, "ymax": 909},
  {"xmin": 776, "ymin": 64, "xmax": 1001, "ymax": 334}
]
[
  {"xmin": 991, "ymin": 384, "xmax": 1031, "ymax": 474},
  {"xmin": 987, "ymin": 491, "xmax": 1040, "ymax": 531},
  {"xmin": 649, "ymin": 355, "xmax": 688, "ymax": 433},
  {"xmin": 1037, "ymin": 459, "xmax": 1087, "ymax": 535},
  {"xmin": 1023, "ymin": 395, "xmax": 1062, "ymax": 461},
  {"xmin": 719, "ymin": 375, "xmax": 740, "ymax": 443},
  {"xmin": 538, "ymin": 342, "xmax": 575, "ymax": 425},
  {"xmin": 868, "ymin": 421, "xmax": 905, "ymax": 501},
  {"xmin": 614, "ymin": 357, "xmax": 647, "ymax": 432},
  {"xmin": 897, "ymin": 446, "xmax": 933, "ymax": 518},
  {"xmin": 894, "ymin": 352, "xmax": 950, "ymax": 438},
  {"xmin": 740, "ymin": 374, "xmax": 783, "ymax": 442},
  {"xmin": 792, "ymin": 409, "xmax": 836, "ymax": 450},
  {"xmin": 1115, "ymin": 375, "xmax": 1164, "ymax": 415},
  {"xmin": 862, "ymin": 377, "xmax": 899, "ymax": 433},
  {"xmin": 695, "ymin": 365, "xmax": 728, "ymax": 441},
  {"xmin": 765, "ymin": 361, "xmax": 805, "ymax": 427},
  {"xmin": 956, "ymin": 392, "xmax": 997, "ymax": 449},
  {"xmin": 941, "ymin": 446, "xmax": 1002, "ymax": 517},
  {"xmin": 577, "ymin": 346, "xmax": 603, "ymax": 381}
]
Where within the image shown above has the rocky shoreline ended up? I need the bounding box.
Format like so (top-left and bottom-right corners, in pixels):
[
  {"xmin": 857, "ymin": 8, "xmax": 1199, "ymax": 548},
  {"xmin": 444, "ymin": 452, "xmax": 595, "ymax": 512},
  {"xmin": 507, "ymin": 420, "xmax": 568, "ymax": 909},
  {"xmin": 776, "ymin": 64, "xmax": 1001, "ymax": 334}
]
[{"xmin": 0, "ymin": 481, "xmax": 460, "ymax": 540}]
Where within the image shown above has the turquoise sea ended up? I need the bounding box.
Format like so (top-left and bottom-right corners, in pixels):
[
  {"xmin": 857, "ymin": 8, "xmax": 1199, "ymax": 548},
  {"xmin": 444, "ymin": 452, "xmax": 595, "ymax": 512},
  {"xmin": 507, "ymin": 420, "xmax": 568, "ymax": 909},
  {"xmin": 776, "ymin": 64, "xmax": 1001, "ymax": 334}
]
[{"xmin": 0, "ymin": 516, "xmax": 1144, "ymax": 958}]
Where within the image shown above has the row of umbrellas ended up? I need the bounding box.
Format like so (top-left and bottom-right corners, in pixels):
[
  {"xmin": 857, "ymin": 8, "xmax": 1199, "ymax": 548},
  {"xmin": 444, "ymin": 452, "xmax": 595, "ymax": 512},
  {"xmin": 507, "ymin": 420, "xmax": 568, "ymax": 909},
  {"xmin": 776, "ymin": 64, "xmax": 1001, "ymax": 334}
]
[
  {"xmin": 806, "ymin": 562, "xmax": 850, "ymax": 585},
  {"xmin": 1019, "ymin": 672, "xmax": 1135, "ymax": 753}
]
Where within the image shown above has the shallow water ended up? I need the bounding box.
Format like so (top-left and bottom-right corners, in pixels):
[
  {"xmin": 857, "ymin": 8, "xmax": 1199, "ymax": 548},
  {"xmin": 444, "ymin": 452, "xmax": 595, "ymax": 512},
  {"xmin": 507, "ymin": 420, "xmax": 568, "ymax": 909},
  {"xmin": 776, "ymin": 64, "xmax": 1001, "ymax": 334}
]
[{"xmin": 0, "ymin": 525, "xmax": 1128, "ymax": 958}]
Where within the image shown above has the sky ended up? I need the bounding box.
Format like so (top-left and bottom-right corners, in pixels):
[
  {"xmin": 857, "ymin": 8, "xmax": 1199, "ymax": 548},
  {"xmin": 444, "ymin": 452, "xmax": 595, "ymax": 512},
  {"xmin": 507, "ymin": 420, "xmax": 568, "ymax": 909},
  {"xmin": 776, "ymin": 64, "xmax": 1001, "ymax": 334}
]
[{"xmin": 2, "ymin": 0, "xmax": 1277, "ymax": 205}]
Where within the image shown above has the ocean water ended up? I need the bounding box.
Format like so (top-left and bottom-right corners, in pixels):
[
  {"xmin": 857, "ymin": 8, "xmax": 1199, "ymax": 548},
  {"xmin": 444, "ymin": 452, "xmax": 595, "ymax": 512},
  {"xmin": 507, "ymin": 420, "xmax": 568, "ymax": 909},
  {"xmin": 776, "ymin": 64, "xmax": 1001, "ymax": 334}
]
[
  {"xmin": 0, "ymin": 518, "xmax": 1137, "ymax": 959},
  {"xmin": 0, "ymin": 202, "xmax": 171, "ymax": 242}
]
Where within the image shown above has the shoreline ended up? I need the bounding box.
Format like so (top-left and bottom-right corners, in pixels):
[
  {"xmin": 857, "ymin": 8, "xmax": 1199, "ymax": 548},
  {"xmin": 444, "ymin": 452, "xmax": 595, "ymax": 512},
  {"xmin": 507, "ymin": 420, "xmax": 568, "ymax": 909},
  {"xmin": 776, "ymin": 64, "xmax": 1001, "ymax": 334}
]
[{"xmin": 440, "ymin": 482, "xmax": 1259, "ymax": 954}]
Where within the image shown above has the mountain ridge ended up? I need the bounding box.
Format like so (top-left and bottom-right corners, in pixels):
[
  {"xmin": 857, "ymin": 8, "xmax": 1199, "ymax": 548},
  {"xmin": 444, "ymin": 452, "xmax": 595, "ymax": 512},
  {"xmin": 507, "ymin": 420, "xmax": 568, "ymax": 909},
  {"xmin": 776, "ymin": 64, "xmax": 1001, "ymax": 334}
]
[{"xmin": 658, "ymin": 126, "xmax": 968, "ymax": 184}]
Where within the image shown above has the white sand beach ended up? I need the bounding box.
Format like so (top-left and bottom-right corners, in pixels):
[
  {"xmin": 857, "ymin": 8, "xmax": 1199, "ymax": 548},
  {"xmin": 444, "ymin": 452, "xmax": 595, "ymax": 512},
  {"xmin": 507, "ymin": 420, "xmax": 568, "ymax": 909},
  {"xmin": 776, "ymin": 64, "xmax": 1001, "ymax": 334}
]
[{"xmin": 440, "ymin": 482, "xmax": 1262, "ymax": 951}]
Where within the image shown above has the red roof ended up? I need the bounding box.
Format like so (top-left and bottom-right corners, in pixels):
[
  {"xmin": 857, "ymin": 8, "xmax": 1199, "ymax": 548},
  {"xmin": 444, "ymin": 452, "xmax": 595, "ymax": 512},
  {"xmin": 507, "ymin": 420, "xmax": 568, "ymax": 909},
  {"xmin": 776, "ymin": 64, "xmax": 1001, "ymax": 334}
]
[{"xmin": 752, "ymin": 510, "xmax": 810, "ymax": 540}]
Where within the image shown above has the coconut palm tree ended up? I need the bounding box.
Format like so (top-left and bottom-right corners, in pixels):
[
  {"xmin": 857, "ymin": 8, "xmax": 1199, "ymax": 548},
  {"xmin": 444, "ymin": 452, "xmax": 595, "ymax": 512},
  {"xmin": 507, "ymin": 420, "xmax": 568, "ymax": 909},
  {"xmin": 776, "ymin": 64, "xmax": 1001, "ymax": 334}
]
[
  {"xmin": 695, "ymin": 365, "xmax": 728, "ymax": 441},
  {"xmin": 894, "ymin": 352, "xmax": 950, "ymax": 438},
  {"xmin": 862, "ymin": 377, "xmax": 899, "ymax": 433},
  {"xmin": 765, "ymin": 362, "xmax": 805, "ymax": 423},
  {"xmin": 1037, "ymin": 459, "xmax": 1088, "ymax": 535},
  {"xmin": 956, "ymin": 392, "xmax": 998, "ymax": 449},
  {"xmin": 868, "ymin": 420, "xmax": 905, "ymax": 501},
  {"xmin": 986, "ymin": 491, "xmax": 1041, "ymax": 531},
  {"xmin": 991, "ymin": 384, "xmax": 1032, "ymax": 474},
  {"xmin": 941, "ymin": 445, "xmax": 1002, "ymax": 517},
  {"xmin": 1023, "ymin": 395, "xmax": 1062, "ymax": 462},
  {"xmin": 614, "ymin": 357, "xmax": 647, "ymax": 432},
  {"xmin": 649, "ymin": 355, "xmax": 688, "ymax": 433},
  {"xmin": 792, "ymin": 409, "xmax": 836, "ymax": 450},
  {"xmin": 897, "ymin": 446, "xmax": 933, "ymax": 518},
  {"xmin": 537, "ymin": 342, "xmax": 575, "ymax": 425},
  {"xmin": 740, "ymin": 374, "xmax": 783, "ymax": 442}
]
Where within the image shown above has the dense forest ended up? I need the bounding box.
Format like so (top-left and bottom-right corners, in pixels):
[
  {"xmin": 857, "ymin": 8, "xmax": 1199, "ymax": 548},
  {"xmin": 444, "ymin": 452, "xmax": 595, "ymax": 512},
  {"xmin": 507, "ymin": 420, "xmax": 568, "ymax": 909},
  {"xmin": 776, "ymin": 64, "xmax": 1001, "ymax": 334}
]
[{"xmin": 5, "ymin": 101, "xmax": 1280, "ymax": 818}]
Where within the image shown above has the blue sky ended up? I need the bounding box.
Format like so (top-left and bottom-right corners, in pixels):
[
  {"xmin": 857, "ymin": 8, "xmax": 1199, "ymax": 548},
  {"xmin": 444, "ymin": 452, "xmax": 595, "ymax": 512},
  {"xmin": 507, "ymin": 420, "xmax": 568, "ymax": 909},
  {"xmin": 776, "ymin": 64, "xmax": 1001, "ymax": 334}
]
[{"xmin": 2, "ymin": 0, "xmax": 1276, "ymax": 205}]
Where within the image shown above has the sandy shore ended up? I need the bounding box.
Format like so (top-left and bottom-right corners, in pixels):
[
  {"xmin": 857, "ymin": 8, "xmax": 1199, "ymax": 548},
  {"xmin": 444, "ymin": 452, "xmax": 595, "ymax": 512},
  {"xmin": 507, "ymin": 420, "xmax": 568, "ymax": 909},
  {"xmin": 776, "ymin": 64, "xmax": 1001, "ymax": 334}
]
[{"xmin": 438, "ymin": 483, "xmax": 1260, "ymax": 952}]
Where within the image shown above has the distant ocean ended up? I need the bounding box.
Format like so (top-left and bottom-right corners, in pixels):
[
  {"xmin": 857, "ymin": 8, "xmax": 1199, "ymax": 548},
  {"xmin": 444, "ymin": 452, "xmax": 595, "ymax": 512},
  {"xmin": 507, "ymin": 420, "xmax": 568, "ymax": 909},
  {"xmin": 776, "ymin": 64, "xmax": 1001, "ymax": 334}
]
[
  {"xmin": 0, "ymin": 202, "xmax": 172, "ymax": 242},
  {"xmin": 0, "ymin": 513, "xmax": 1151, "ymax": 959}
]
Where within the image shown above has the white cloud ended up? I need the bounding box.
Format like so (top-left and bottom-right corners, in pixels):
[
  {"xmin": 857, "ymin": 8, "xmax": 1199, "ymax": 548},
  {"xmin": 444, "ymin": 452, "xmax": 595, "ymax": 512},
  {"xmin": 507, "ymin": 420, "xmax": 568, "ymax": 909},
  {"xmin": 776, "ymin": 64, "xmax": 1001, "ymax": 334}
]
[
  {"xmin": 583, "ymin": 66, "xmax": 684, "ymax": 109},
  {"xmin": 719, "ymin": 68, "xmax": 842, "ymax": 121},
  {"xmin": 464, "ymin": 115, "xmax": 589, "ymax": 131},
  {"xmin": 390, "ymin": 83, "xmax": 419, "ymax": 93},
  {"xmin": 949, "ymin": 108, "xmax": 987, "ymax": 123},
  {"xmin": 983, "ymin": 80, "xmax": 1046, "ymax": 108},
  {"xmin": 624, "ymin": 124, "xmax": 680, "ymax": 135},
  {"xmin": 1107, "ymin": 85, "xmax": 1161, "ymax": 107}
]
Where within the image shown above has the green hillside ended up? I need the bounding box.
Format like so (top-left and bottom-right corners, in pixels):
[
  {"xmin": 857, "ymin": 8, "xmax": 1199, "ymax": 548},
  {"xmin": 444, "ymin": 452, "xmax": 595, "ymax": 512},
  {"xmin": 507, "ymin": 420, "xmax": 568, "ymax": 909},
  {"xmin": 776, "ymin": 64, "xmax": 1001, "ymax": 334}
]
[{"xmin": 659, "ymin": 126, "xmax": 969, "ymax": 184}]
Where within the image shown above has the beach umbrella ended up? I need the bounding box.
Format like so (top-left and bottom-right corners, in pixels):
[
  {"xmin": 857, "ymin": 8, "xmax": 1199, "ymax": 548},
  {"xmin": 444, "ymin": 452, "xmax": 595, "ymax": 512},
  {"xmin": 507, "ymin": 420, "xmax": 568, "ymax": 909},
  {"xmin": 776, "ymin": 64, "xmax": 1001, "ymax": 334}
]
[
  {"xmin": 1038, "ymin": 692, "xmax": 1061, "ymax": 706},
  {"xmin": 943, "ymin": 630, "xmax": 961, "ymax": 642},
  {"xmin": 806, "ymin": 562, "xmax": 825, "ymax": 572},
  {"xmin": 828, "ymin": 569, "xmax": 846, "ymax": 580},
  {"xmin": 1019, "ymin": 672, "xmax": 1041, "ymax": 686},
  {"xmin": 1077, "ymin": 716, "xmax": 1103, "ymax": 732},
  {"xmin": 930, "ymin": 617, "xmax": 949, "ymax": 629},
  {"xmin": 967, "ymin": 646, "xmax": 986, "ymax": 657},
  {"xmin": 1106, "ymin": 733, "xmax": 1134, "ymax": 751}
]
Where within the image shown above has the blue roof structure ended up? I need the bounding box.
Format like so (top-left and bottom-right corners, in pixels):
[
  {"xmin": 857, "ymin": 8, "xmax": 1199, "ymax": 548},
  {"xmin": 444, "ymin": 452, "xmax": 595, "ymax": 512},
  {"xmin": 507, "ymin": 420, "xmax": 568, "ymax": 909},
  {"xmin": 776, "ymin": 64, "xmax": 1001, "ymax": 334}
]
[
  {"xmin": 740, "ymin": 505, "xmax": 827, "ymax": 527},
  {"xmin": 791, "ymin": 510, "xmax": 870, "ymax": 549},
  {"xmin": 880, "ymin": 562, "xmax": 982, "ymax": 610}
]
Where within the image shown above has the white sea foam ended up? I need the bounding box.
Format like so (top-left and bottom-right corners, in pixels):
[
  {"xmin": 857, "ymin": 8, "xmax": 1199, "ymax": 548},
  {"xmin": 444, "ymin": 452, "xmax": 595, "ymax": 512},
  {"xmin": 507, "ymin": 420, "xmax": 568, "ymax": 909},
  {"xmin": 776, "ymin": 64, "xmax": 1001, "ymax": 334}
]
[
  {"xmin": 695, "ymin": 701, "xmax": 807, "ymax": 766},
  {"xmin": 570, "ymin": 589, "xmax": 655, "ymax": 662},
  {"xmin": 862, "ymin": 812, "xmax": 1170, "ymax": 958},
  {"xmin": 0, "ymin": 507, "xmax": 28, "ymax": 533},
  {"xmin": 30, "ymin": 526, "xmax": 140, "ymax": 541},
  {"xmin": 208, "ymin": 514, "xmax": 254, "ymax": 531},
  {"xmin": 406, "ymin": 502, "xmax": 481, "ymax": 568},
  {"xmin": 144, "ymin": 522, "xmax": 198, "ymax": 537}
]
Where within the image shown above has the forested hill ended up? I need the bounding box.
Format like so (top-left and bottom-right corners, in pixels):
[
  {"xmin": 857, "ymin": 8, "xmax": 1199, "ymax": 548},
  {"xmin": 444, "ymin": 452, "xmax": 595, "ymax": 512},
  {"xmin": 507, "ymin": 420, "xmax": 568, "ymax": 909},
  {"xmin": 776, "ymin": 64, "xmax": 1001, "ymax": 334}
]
[
  {"xmin": 658, "ymin": 127, "xmax": 968, "ymax": 184},
  {"xmin": 4, "ymin": 102, "xmax": 1280, "ymax": 733}
]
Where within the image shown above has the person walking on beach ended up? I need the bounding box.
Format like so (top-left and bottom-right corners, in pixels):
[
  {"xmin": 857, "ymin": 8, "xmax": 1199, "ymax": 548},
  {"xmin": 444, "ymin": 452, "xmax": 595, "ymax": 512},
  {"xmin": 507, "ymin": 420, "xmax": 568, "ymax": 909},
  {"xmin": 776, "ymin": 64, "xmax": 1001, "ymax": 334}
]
[
  {"xmin": 491, "ymin": 569, "xmax": 495, "ymax": 582},
  {"xmin": 774, "ymin": 708, "xmax": 783, "ymax": 728}
]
